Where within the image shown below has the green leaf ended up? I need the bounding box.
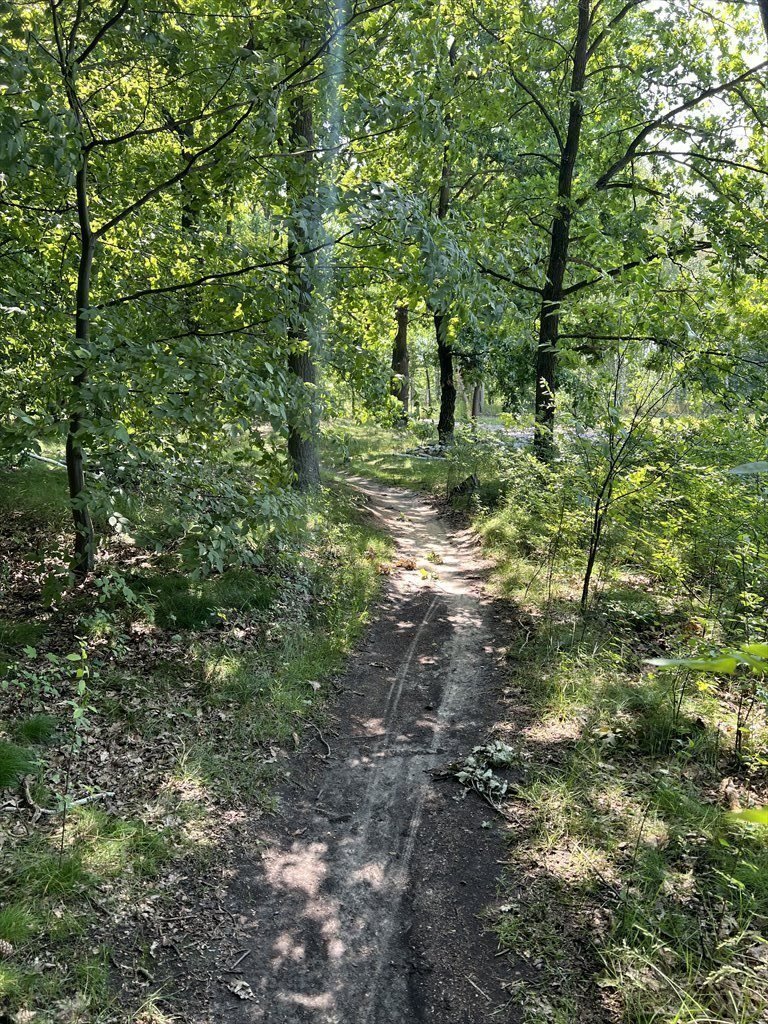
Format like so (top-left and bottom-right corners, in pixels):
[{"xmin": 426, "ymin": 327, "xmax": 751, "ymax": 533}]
[
  {"xmin": 647, "ymin": 655, "xmax": 740, "ymax": 674},
  {"xmin": 729, "ymin": 462, "xmax": 768, "ymax": 476},
  {"xmin": 728, "ymin": 807, "xmax": 768, "ymax": 826}
]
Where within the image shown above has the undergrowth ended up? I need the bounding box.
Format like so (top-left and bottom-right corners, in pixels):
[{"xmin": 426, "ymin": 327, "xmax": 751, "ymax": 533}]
[
  {"xmin": 0, "ymin": 463, "xmax": 392, "ymax": 1020},
  {"xmin": 476, "ymin": 411, "xmax": 768, "ymax": 1024},
  {"xmin": 323, "ymin": 419, "xmax": 514, "ymax": 506}
]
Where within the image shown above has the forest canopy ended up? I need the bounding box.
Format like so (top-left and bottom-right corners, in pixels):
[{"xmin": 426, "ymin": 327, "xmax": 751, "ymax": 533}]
[{"xmin": 2, "ymin": 0, "xmax": 767, "ymax": 575}]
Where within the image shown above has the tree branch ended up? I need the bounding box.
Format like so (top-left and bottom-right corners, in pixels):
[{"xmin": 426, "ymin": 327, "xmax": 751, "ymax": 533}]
[
  {"xmin": 97, "ymin": 233, "xmax": 354, "ymax": 308},
  {"xmin": 93, "ymin": 106, "xmax": 253, "ymax": 239},
  {"xmin": 587, "ymin": 0, "xmax": 648, "ymax": 58},
  {"xmin": 77, "ymin": 0, "xmax": 130, "ymax": 65},
  {"xmin": 588, "ymin": 59, "xmax": 768, "ymax": 195},
  {"xmin": 476, "ymin": 260, "xmax": 542, "ymax": 293},
  {"xmin": 562, "ymin": 240, "xmax": 712, "ymax": 296},
  {"xmin": 510, "ymin": 71, "xmax": 564, "ymax": 152}
]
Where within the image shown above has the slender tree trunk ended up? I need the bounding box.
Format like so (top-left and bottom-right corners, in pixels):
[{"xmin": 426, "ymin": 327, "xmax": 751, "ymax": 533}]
[
  {"xmin": 759, "ymin": 0, "xmax": 768, "ymax": 43},
  {"xmin": 286, "ymin": 64, "xmax": 321, "ymax": 490},
  {"xmin": 432, "ymin": 37, "xmax": 457, "ymax": 446},
  {"xmin": 533, "ymin": 0, "xmax": 590, "ymax": 461},
  {"xmin": 471, "ymin": 382, "xmax": 484, "ymax": 419},
  {"xmin": 67, "ymin": 157, "xmax": 96, "ymax": 579},
  {"xmin": 435, "ymin": 311, "xmax": 455, "ymax": 444},
  {"xmin": 425, "ymin": 362, "xmax": 432, "ymax": 410},
  {"xmin": 581, "ymin": 498, "xmax": 606, "ymax": 610},
  {"xmin": 390, "ymin": 304, "xmax": 409, "ymax": 424}
]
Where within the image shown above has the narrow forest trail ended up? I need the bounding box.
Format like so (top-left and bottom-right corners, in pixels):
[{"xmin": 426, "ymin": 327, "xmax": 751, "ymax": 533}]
[{"xmin": 175, "ymin": 479, "xmax": 519, "ymax": 1024}]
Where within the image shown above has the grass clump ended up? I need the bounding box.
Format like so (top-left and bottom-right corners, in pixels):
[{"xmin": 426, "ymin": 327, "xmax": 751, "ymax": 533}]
[
  {"xmin": 133, "ymin": 567, "xmax": 276, "ymax": 630},
  {"xmin": 13, "ymin": 713, "xmax": 58, "ymax": 745},
  {"xmin": 0, "ymin": 740, "xmax": 36, "ymax": 788},
  {"xmin": 0, "ymin": 904, "xmax": 35, "ymax": 945},
  {"xmin": 0, "ymin": 619, "xmax": 46, "ymax": 652}
]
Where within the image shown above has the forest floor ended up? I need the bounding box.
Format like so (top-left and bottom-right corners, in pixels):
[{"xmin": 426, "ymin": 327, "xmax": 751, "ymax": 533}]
[{"xmin": 4, "ymin": 426, "xmax": 768, "ymax": 1024}]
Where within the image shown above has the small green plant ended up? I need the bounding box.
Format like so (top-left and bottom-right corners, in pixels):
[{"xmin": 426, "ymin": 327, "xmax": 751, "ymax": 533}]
[
  {"xmin": 0, "ymin": 741, "xmax": 36, "ymax": 788},
  {"xmin": 13, "ymin": 714, "xmax": 57, "ymax": 745}
]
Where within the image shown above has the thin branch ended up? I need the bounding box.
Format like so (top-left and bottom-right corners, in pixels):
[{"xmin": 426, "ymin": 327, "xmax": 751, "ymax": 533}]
[
  {"xmin": 587, "ymin": 0, "xmax": 648, "ymax": 58},
  {"xmin": 476, "ymin": 260, "xmax": 543, "ymax": 293},
  {"xmin": 562, "ymin": 240, "xmax": 712, "ymax": 296},
  {"xmin": 97, "ymin": 233, "xmax": 354, "ymax": 308},
  {"xmin": 93, "ymin": 106, "xmax": 252, "ymax": 239},
  {"xmin": 77, "ymin": 0, "xmax": 130, "ymax": 64},
  {"xmin": 589, "ymin": 59, "xmax": 768, "ymax": 195},
  {"xmin": 510, "ymin": 71, "xmax": 564, "ymax": 152}
]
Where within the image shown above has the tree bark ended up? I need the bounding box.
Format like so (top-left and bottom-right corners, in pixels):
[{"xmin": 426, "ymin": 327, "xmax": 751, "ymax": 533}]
[
  {"xmin": 287, "ymin": 348, "xmax": 320, "ymax": 488},
  {"xmin": 471, "ymin": 382, "xmax": 484, "ymax": 419},
  {"xmin": 533, "ymin": 0, "xmax": 591, "ymax": 461},
  {"xmin": 435, "ymin": 311, "xmax": 455, "ymax": 444},
  {"xmin": 390, "ymin": 304, "xmax": 409, "ymax": 423},
  {"xmin": 433, "ymin": 37, "xmax": 457, "ymax": 446},
  {"xmin": 757, "ymin": 0, "xmax": 768, "ymax": 43},
  {"xmin": 66, "ymin": 141, "xmax": 96, "ymax": 578},
  {"xmin": 286, "ymin": 62, "xmax": 321, "ymax": 491}
]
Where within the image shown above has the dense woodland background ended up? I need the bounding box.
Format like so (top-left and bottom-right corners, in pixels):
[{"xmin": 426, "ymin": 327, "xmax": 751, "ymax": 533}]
[{"xmin": 3, "ymin": 1, "xmax": 768, "ymax": 1021}]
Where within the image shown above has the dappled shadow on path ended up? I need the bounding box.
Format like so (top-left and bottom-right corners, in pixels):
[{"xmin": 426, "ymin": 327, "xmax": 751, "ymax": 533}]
[{"xmin": 151, "ymin": 478, "xmax": 520, "ymax": 1024}]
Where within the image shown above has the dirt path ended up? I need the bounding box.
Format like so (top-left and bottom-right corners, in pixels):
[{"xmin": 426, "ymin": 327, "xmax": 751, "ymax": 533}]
[{"xmin": 171, "ymin": 478, "xmax": 518, "ymax": 1023}]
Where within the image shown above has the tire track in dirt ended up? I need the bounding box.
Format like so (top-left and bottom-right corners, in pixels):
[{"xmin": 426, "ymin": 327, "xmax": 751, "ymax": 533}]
[{"xmin": 178, "ymin": 478, "xmax": 519, "ymax": 1023}]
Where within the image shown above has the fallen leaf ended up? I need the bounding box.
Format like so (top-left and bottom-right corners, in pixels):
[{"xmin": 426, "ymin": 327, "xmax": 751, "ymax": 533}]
[{"xmin": 228, "ymin": 979, "xmax": 256, "ymax": 1000}]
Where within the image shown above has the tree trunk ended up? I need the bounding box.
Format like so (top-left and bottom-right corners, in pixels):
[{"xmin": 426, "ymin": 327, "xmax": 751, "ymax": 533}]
[
  {"xmin": 67, "ymin": 157, "xmax": 96, "ymax": 579},
  {"xmin": 435, "ymin": 311, "xmax": 456, "ymax": 444},
  {"xmin": 471, "ymin": 382, "xmax": 484, "ymax": 419},
  {"xmin": 425, "ymin": 363, "xmax": 432, "ymax": 410},
  {"xmin": 390, "ymin": 304, "xmax": 409, "ymax": 423},
  {"xmin": 533, "ymin": 0, "xmax": 591, "ymax": 461},
  {"xmin": 287, "ymin": 349, "xmax": 320, "ymax": 488},
  {"xmin": 286, "ymin": 62, "xmax": 321, "ymax": 491},
  {"xmin": 432, "ymin": 37, "xmax": 457, "ymax": 445}
]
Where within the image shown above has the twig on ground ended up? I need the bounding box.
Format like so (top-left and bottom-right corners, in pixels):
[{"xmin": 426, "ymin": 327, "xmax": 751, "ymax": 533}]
[
  {"xmin": 310, "ymin": 722, "xmax": 332, "ymax": 757},
  {"xmin": 22, "ymin": 777, "xmax": 115, "ymax": 817},
  {"xmin": 465, "ymin": 974, "xmax": 492, "ymax": 1002},
  {"xmin": 69, "ymin": 791, "xmax": 115, "ymax": 807},
  {"xmin": 223, "ymin": 949, "xmax": 251, "ymax": 973}
]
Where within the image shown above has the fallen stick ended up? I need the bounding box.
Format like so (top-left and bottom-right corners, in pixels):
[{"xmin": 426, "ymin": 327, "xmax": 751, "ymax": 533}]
[
  {"xmin": 223, "ymin": 949, "xmax": 252, "ymax": 974},
  {"xmin": 309, "ymin": 723, "xmax": 332, "ymax": 757},
  {"xmin": 22, "ymin": 777, "xmax": 115, "ymax": 816},
  {"xmin": 465, "ymin": 974, "xmax": 492, "ymax": 1002}
]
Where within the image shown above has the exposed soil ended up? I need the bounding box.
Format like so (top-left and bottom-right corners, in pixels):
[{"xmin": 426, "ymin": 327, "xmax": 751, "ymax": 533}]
[{"xmin": 155, "ymin": 478, "xmax": 521, "ymax": 1023}]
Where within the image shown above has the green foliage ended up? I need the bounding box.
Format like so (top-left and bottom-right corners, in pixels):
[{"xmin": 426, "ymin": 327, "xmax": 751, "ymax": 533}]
[
  {"xmin": 0, "ymin": 740, "xmax": 35, "ymax": 788},
  {"xmin": 12, "ymin": 714, "xmax": 57, "ymax": 745},
  {"xmin": 133, "ymin": 568, "xmax": 276, "ymax": 630}
]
